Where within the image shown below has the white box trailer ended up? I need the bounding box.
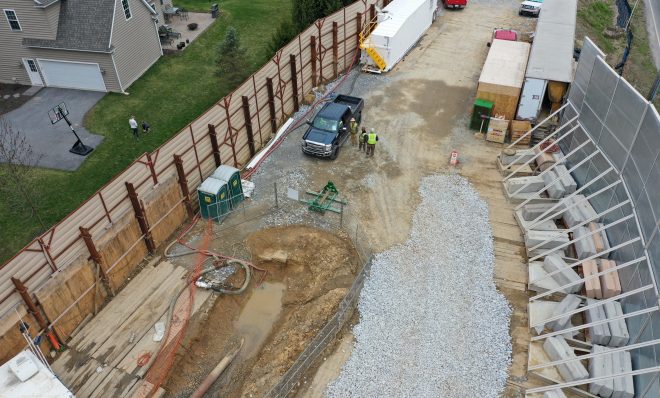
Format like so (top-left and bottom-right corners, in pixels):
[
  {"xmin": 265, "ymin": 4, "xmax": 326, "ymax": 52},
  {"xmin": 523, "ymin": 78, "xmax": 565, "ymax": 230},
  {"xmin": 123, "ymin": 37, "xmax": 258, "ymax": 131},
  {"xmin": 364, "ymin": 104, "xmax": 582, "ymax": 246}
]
[
  {"xmin": 361, "ymin": 0, "xmax": 438, "ymax": 73},
  {"xmin": 515, "ymin": 0, "xmax": 576, "ymax": 122}
]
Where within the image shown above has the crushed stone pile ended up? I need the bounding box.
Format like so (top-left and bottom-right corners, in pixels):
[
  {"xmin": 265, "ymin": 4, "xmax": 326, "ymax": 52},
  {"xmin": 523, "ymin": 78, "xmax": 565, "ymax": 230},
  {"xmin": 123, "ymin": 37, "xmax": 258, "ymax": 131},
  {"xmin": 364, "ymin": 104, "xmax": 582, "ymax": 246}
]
[{"xmin": 327, "ymin": 174, "xmax": 512, "ymax": 397}]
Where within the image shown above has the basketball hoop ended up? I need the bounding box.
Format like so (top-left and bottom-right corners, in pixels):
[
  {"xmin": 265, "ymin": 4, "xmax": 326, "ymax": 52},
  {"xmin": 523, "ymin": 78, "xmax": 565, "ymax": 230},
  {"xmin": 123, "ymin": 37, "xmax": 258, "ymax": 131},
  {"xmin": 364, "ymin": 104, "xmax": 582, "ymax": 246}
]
[
  {"xmin": 48, "ymin": 102, "xmax": 69, "ymax": 125},
  {"xmin": 47, "ymin": 102, "xmax": 93, "ymax": 156}
]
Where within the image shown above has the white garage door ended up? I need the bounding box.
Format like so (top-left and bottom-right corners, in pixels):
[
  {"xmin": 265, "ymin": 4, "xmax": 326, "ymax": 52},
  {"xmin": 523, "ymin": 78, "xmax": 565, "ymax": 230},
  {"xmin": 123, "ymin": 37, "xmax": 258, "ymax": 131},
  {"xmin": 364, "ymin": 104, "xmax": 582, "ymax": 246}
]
[{"xmin": 38, "ymin": 59, "xmax": 107, "ymax": 91}]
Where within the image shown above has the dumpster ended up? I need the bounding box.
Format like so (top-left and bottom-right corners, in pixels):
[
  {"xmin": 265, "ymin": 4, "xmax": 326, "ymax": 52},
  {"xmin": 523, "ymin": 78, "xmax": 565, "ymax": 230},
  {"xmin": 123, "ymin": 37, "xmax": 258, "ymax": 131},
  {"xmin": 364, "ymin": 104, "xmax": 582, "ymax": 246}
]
[
  {"xmin": 470, "ymin": 99, "xmax": 494, "ymax": 132},
  {"xmin": 211, "ymin": 165, "xmax": 244, "ymax": 208},
  {"xmin": 198, "ymin": 177, "xmax": 230, "ymax": 221}
]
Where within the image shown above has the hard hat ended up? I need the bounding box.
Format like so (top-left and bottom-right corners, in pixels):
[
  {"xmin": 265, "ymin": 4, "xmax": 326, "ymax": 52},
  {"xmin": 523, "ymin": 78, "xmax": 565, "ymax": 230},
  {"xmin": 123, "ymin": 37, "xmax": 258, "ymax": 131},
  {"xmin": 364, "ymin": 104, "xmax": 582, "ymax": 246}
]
[
  {"xmin": 350, "ymin": 117, "xmax": 356, "ymax": 121},
  {"xmin": 370, "ymin": 128, "xmax": 375, "ymax": 132}
]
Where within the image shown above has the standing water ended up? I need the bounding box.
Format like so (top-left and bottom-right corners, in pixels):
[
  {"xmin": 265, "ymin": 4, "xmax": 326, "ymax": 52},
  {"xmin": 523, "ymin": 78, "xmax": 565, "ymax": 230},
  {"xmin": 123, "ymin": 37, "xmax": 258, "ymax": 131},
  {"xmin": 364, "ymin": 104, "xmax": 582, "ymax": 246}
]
[{"xmin": 234, "ymin": 282, "xmax": 285, "ymax": 357}]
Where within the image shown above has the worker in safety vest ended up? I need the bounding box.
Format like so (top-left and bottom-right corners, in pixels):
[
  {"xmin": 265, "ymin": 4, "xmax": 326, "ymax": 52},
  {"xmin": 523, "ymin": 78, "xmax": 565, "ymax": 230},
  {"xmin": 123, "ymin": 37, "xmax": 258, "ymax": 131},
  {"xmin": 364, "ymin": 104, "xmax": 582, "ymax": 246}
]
[
  {"xmin": 359, "ymin": 127, "xmax": 367, "ymax": 152},
  {"xmin": 366, "ymin": 128, "xmax": 378, "ymax": 157},
  {"xmin": 349, "ymin": 117, "xmax": 359, "ymax": 146}
]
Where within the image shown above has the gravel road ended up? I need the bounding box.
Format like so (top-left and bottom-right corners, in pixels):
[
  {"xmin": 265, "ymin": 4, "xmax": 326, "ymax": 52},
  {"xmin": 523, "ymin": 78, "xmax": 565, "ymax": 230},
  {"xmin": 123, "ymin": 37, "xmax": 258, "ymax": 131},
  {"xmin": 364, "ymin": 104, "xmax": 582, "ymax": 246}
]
[{"xmin": 326, "ymin": 174, "xmax": 512, "ymax": 397}]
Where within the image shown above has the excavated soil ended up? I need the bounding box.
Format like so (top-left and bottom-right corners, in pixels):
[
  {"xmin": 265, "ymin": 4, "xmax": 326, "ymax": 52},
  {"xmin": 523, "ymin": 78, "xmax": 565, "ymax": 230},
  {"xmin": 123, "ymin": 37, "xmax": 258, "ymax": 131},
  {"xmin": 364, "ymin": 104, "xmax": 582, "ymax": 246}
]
[{"xmin": 162, "ymin": 225, "xmax": 359, "ymax": 397}]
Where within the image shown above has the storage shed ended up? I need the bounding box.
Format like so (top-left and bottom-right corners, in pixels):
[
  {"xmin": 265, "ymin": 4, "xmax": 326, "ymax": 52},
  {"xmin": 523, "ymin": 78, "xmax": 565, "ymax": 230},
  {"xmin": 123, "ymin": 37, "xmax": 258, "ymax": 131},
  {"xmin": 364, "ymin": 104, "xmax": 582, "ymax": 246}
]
[
  {"xmin": 476, "ymin": 39, "xmax": 531, "ymax": 121},
  {"xmin": 516, "ymin": 0, "xmax": 577, "ymax": 121},
  {"xmin": 361, "ymin": 0, "xmax": 438, "ymax": 72}
]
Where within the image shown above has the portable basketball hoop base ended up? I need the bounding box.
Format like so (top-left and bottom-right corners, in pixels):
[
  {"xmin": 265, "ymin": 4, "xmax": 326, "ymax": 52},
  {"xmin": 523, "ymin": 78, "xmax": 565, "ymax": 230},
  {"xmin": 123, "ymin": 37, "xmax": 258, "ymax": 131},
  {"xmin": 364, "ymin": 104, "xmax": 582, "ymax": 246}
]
[
  {"xmin": 70, "ymin": 140, "xmax": 94, "ymax": 156},
  {"xmin": 49, "ymin": 102, "xmax": 94, "ymax": 157}
]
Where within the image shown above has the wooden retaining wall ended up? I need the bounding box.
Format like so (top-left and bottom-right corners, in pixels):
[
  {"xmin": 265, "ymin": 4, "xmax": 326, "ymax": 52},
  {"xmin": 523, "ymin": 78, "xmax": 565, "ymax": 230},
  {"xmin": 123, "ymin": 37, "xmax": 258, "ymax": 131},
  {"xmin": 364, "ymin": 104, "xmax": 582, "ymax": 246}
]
[{"xmin": 0, "ymin": 0, "xmax": 384, "ymax": 363}]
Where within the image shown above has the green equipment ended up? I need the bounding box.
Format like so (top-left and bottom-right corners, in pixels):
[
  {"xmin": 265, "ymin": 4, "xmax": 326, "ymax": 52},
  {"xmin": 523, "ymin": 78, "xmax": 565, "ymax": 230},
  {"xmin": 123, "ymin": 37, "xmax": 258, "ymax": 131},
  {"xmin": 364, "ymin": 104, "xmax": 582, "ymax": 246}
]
[
  {"xmin": 198, "ymin": 177, "xmax": 230, "ymax": 221},
  {"xmin": 303, "ymin": 181, "xmax": 347, "ymax": 214},
  {"xmin": 469, "ymin": 99, "xmax": 494, "ymax": 132}
]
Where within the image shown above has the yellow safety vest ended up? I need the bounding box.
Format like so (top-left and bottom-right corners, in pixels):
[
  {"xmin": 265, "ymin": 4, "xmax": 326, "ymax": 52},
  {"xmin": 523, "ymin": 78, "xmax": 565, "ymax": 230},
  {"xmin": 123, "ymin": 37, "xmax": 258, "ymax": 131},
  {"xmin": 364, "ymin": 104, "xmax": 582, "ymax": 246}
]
[
  {"xmin": 367, "ymin": 133, "xmax": 377, "ymax": 145},
  {"xmin": 350, "ymin": 122, "xmax": 358, "ymax": 134}
]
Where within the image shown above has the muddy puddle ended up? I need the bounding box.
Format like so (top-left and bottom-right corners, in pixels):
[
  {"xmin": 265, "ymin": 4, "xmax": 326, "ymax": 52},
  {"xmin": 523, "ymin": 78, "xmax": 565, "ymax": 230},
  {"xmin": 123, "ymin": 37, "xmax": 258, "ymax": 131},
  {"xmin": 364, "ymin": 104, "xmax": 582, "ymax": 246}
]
[{"xmin": 234, "ymin": 281, "xmax": 285, "ymax": 357}]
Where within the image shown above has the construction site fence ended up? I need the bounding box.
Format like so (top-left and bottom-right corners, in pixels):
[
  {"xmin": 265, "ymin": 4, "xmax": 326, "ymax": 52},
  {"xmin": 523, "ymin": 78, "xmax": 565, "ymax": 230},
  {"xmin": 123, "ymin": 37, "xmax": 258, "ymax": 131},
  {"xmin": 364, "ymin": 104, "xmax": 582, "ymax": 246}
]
[
  {"xmin": 0, "ymin": 0, "xmax": 388, "ymax": 364},
  {"xmin": 264, "ymin": 253, "xmax": 372, "ymax": 398}
]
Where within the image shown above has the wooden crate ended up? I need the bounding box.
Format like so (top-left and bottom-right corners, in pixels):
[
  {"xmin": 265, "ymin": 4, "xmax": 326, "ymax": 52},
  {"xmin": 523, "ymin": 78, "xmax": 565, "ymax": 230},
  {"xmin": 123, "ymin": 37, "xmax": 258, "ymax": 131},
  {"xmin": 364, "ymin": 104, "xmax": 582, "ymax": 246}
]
[
  {"xmin": 511, "ymin": 120, "xmax": 532, "ymax": 146},
  {"xmin": 486, "ymin": 118, "xmax": 509, "ymax": 143}
]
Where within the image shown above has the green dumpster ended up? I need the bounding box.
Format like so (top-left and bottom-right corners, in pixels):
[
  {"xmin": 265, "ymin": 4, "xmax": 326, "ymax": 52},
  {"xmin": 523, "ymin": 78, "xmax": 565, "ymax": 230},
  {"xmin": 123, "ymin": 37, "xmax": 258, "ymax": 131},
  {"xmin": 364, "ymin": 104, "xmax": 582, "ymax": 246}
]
[
  {"xmin": 212, "ymin": 165, "xmax": 243, "ymax": 208},
  {"xmin": 469, "ymin": 99, "xmax": 494, "ymax": 132},
  {"xmin": 198, "ymin": 177, "xmax": 230, "ymax": 221}
]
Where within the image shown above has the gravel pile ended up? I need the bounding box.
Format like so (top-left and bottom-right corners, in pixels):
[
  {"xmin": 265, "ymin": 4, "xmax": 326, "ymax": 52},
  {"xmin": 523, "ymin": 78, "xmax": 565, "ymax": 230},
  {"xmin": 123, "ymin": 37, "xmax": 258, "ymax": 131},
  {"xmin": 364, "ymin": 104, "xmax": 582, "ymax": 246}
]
[{"xmin": 327, "ymin": 174, "xmax": 512, "ymax": 397}]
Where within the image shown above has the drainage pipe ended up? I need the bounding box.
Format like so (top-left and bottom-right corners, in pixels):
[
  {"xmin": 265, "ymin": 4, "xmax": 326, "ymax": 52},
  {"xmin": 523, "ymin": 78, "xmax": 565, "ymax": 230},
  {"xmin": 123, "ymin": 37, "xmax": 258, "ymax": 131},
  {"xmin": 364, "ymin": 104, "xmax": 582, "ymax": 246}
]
[{"xmin": 190, "ymin": 337, "xmax": 244, "ymax": 398}]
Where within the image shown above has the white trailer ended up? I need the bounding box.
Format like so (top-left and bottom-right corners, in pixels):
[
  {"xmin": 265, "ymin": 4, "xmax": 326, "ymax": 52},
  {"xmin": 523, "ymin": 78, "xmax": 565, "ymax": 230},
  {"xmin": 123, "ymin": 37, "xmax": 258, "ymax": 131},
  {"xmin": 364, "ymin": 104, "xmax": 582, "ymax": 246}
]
[
  {"xmin": 515, "ymin": 0, "xmax": 576, "ymax": 122},
  {"xmin": 361, "ymin": 0, "xmax": 438, "ymax": 73}
]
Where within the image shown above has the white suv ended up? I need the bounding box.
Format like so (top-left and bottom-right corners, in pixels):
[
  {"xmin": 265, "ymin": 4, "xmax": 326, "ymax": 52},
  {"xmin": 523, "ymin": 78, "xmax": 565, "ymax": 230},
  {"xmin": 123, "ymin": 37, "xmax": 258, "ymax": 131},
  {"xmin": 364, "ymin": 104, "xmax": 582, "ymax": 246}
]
[{"xmin": 519, "ymin": 0, "xmax": 542, "ymax": 17}]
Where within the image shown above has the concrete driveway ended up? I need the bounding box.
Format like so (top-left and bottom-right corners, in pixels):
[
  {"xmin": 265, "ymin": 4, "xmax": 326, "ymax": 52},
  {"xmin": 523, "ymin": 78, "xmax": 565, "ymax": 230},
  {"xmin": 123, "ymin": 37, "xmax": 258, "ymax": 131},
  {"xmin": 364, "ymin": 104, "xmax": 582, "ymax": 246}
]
[{"xmin": 2, "ymin": 88, "xmax": 105, "ymax": 171}]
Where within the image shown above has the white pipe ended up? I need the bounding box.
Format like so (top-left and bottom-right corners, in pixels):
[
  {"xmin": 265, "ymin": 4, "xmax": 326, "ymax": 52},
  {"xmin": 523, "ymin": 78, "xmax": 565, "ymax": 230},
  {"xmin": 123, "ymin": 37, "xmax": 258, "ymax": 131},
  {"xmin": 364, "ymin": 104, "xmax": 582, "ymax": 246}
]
[
  {"xmin": 529, "ymin": 284, "xmax": 653, "ymax": 328},
  {"xmin": 529, "ymin": 237, "xmax": 641, "ymax": 287},
  {"xmin": 530, "ymin": 256, "xmax": 646, "ymax": 301},
  {"xmin": 526, "ymin": 200, "xmax": 631, "ymax": 254},
  {"xmin": 528, "ymin": 214, "xmax": 634, "ymax": 261},
  {"xmin": 526, "ymin": 177, "xmax": 620, "ymax": 228},
  {"xmin": 503, "ymin": 120, "xmax": 579, "ymax": 182},
  {"xmin": 525, "ymin": 366, "xmax": 660, "ymax": 395},
  {"xmin": 531, "ymin": 306, "xmax": 659, "ymax": 341},
  {"xmin": 529, "ymin": 339, "xmax": 660, "ymax": 371},
  {"xmin": 506, "ymin": 103, "xmax": 570, "ymax": 148}
]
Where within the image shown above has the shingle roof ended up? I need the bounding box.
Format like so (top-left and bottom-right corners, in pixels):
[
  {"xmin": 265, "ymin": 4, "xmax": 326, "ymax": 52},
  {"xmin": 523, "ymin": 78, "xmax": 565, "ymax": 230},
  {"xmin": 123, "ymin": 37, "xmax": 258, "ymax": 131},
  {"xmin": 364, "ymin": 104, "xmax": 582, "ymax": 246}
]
[
  {"xmin": 23, "ymin": 0, "xmax": 116, "ymax": 52},
  {"xmin": 33, "ymin": 0, "xmax": 60, "ymax": 7}
]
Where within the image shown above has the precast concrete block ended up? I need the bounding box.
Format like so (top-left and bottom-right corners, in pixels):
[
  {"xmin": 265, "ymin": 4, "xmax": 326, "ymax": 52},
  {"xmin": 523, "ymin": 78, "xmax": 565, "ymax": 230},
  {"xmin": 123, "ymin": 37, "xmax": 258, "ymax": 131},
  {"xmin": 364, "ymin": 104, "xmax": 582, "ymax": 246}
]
[
  {"xmin": 522, "ymin": 203, "xmax": 565, "ymax": 221},
  {"xmin": 506, "ymin": 176, "xmax": 546, "ymax": 194},
  {"xmin": 585, "ymin": 298, "xmax": 611, "ymax": 346},
  {"xmin": 598, "ymin": 260, "xmax": 622, "ymax": 299},
  {"xmin": 573, "ymin": 226, "xmax": 597, "ymax": 259},
  {"xmin": 589, "ymin": 344, "xmax": 614, "ymax": 397},
  {"xmin": 543, "ymin": 335, "xmax": 589, "ymax": 382},
  {"xmin": 543, "ymin": 255, "xmax": 583, "ymax": 294},
  {"xmin": 542, "ymin": 169, "xmax": 566, "ymax": 199},
  {"xmin": 583, "ymin": 260, "xmax": 603, "ymax": 299},
  {"xmin": 604, "ymin": 301, "xmax": 629, "ymax": 347},
  {"xmin": 526, "ymin": 230, "xmax": 570, "ymax": 251},
  {"xmin": 555, "ymin": 164, "xmax": 577, "ymax": 194},
  {"xmin": 501, "ymin": 149, "xmax": 535, "ymax": 165},
  {"xmin": 549, "ymin": 294, "xmax": 582, "ymax": 332},
  {"xmin": 543, "ymin": 389, "xmax": 568, "ymax": 398}
]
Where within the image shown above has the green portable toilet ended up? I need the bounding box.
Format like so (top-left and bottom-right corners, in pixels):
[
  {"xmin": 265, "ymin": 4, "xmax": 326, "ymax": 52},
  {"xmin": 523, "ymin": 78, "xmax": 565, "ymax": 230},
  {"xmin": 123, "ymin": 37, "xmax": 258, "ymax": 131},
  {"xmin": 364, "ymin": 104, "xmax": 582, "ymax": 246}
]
[
  {"xmin": 197, "ymin": 177, "xmax": 230, "ymax": 221},
  {"xmin": 212, "ymin": 165, "xmax": 243, "ymax": 208},
  {"xmin": 469, "ymin": 99, "xmax": 494, "ymax": 132}
]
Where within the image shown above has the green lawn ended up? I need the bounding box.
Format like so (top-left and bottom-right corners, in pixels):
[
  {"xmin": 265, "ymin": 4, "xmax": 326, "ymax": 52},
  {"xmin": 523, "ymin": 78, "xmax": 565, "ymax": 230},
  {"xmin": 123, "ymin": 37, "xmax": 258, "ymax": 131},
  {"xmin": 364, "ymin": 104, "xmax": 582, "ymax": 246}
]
[
  {"xmin": 0, "ymin": 0, "xmax": 291, "ymax": 262},
  {"xmin": 173, "ymin": 0, "xmax": 218, "ymax": 13}
]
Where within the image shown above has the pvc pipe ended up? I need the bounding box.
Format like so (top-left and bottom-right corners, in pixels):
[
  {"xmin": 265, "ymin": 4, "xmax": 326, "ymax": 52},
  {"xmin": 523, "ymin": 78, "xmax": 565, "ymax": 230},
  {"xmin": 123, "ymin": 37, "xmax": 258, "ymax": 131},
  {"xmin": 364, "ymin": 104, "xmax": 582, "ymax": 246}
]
[
  {"xmin": 526, "ymin": 200, "xmax": 631, "ymax": 254},
  {"xmin": 529, "ymin": 339, "xmax": 660, "ymax": 371},
  {"xmin": 190, "ymin": 337, "xmax": 244, "ymax": 398},
  {"xmin": 506, "ymin": 103, "xmax": 570, "ymax": 148},
  {"xmin": 528, "ymin": 214, "xmax": 634, "ymax": 262},
  {"xmin": 525, "ymin": 366, "xmax": 660, "ymax": 395},
  {"xmin": 530, "ymin": 256, "xmax": 646, "ymax": 301},
  {"xmin": 529, "ymin": 284, "xmax": 653, "ymax": 328},
  {"xmin": 531, "ymin": 306, "xmax": 659, "ymax": 342}
]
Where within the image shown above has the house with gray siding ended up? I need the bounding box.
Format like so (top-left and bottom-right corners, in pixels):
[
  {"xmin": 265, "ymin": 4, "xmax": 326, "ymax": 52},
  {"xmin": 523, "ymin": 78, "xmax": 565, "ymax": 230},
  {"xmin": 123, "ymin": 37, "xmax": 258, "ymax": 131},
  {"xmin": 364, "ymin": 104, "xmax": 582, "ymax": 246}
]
[{"xmin": 0, "ymin": 0, "xmax": 163, "ymax": 92}]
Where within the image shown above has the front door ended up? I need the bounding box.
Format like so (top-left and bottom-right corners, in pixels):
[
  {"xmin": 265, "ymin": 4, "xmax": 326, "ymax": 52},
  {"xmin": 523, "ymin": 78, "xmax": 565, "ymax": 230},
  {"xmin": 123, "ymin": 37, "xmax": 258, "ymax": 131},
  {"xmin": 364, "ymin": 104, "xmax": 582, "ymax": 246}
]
[{"xmin": 22, "ymin": 59, "xmax": 43, "ymax": 86}]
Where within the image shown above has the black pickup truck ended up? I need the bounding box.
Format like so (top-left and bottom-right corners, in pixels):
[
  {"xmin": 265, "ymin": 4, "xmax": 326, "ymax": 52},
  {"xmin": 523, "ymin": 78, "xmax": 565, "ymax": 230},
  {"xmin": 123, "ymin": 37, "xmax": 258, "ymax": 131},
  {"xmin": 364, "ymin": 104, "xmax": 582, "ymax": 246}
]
[{"xmin": 301, "ymin": 94, "xmax": 364, "ymax": 159}]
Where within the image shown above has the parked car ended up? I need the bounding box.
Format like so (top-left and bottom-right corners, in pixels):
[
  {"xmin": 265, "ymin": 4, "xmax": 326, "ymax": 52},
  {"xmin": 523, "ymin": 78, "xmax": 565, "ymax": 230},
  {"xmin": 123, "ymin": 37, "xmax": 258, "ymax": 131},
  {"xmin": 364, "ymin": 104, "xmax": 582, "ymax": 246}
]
[
  {"xmin": 519, "ymin": 1, "xmax": 542, "ymax": 17},
  {"xmin": 442, "ymin": 0, "xmax": 467, "ymax": 9},
  {"xmin": 301, "ymin": 95, "xmax": 364, "ymax": 159}
]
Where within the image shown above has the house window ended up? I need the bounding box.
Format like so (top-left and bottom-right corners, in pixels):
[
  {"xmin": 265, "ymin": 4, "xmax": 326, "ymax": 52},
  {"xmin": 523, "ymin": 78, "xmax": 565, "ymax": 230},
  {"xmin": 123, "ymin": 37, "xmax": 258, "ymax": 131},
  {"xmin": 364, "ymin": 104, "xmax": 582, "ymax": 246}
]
[
  {"xmin": 121, "ymin": 0, "xmax": 132, "ymax": 20},
  {"xmin": 26, "ymin": 60, "xmax": 38, "ymax": 72},
  {"xmin": 4, "ymin": 9, "xmax": 21, "ymax": 31}
]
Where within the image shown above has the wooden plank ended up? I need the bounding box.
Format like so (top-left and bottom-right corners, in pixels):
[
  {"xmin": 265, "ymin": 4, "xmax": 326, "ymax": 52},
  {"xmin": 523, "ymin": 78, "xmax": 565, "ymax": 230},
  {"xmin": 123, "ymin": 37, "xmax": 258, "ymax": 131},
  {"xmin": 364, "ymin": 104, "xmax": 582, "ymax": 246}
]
[
  {"xmin": 116, "ymin": 288, "xmax": 212, "ymax": 377},
  {"xmin": 92, "ymin": 266, "xmax": 187, "ymax": 368},
  {"xmin": 70, "ymin": 262, "xmax": 174, "ymax": 352},
  {"xmin": 88, "ymin": 367, "xmax": 139, "ymax": 398}
]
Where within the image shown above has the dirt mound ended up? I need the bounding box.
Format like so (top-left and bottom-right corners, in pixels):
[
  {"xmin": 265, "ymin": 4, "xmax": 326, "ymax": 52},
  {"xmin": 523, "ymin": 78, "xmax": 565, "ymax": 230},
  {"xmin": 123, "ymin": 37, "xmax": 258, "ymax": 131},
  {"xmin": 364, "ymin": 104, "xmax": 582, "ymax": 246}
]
[
  {"xmin": 162, "ymin": 225, "xmax": 359, "ymax": 398},
  {"xmin": 247, "ymin": 225, "xmax": 359, "ymax": 305}
]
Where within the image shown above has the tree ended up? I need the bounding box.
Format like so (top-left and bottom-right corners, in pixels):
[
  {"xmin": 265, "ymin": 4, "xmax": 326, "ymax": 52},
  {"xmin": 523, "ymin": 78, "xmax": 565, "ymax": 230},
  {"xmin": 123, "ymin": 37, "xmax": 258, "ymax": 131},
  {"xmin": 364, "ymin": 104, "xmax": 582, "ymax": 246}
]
[
  {"xmin": 292, "ymin": 0, "xmax": 351, "ymax": 31},
  {"xmin": 0, "ymin": 116, "xmax": 45, "ymax": 229},
  {"xmin": 216, "ymin": 26, "xmax": 249, "ymax": 86}
]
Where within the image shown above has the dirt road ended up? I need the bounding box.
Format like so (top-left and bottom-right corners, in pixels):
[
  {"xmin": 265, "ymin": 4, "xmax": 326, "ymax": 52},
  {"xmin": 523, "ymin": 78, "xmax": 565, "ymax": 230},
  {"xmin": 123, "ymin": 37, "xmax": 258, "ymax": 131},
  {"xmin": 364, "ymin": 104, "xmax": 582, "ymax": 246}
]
[{"xmin": 272, "ymin": 1, "xmax": 536, "ymax": 396}]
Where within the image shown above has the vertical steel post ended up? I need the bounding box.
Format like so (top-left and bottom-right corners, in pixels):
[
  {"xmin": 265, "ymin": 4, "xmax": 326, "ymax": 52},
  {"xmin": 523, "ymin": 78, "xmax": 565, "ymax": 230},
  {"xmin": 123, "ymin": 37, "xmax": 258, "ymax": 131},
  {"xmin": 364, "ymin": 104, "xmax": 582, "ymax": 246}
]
[
  {"xmin": 79, "ymin": 227, "xmax": 114, "ymax": 296},
  {"xmin": 332, "ymin": 22, "xmax": 339, "ymax": 78},
  {"xmin": 310, "ymin": 36, "xmax": 318, "ymax": 87},
  {"xmin": 125, "ymin": 182, "xmax": 156, "ymax": 253},
  {"xmin": 174, "ymin": 155, "xmax": 195, "ymax": 218},
  {"xmin": 274, "ymin": 182, "xmax": 279, "ymax": 208},
  {"xmin": 289, "ymin": 54, "xmax": 299, "ymax": 112},
  {"xmin": 208, "ymin": 124, "xmax": 221, "ymax": 167},
  {"xmin": 266, "ymin": 78, "xmax": 277, "ymax": 133},
  {"xmin": 241, "ymin": 96, "xmax": 256, "ymax": 157}
]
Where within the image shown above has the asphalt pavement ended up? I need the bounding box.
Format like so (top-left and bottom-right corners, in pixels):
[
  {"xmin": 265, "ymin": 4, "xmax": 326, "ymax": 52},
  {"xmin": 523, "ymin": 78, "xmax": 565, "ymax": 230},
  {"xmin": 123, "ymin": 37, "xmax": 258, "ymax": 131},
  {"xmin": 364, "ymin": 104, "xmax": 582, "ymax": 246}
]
[{"xmin": 2, "ymin": 88, "xmax": 104, "ymax": 171}]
